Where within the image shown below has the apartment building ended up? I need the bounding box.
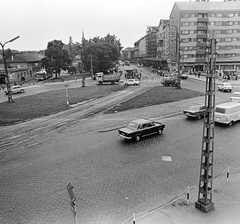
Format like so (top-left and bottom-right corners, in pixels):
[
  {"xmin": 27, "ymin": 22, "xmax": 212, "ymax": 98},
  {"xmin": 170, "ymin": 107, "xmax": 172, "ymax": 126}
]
[{"xmin": 169, "ymin": 1, "xmax": 240, "ymax": 72}]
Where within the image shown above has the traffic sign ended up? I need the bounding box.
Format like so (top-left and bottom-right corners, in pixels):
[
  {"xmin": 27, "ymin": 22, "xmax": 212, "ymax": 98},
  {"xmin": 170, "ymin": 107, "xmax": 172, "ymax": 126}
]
[{"xmin": 67, "ymin": 183, "xmax": 76, "ymax": 202}]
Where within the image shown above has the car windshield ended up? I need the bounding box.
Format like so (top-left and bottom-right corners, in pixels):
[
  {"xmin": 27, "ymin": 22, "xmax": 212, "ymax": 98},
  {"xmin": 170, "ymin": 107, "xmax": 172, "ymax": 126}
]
[
  {"xmin": 127, "ymin": 122, "xmax": 139, "ymax": 130},
  {"xmin": 189, "ymin": 105, "xmax": 201, "ymax": 111},
  {"xmin": 224, "ymin": 83, "xmax": 231, "ymax": 86},
  {"xmin": 232, "ymin": 93, "xmax": 240, "ymax": 97}
]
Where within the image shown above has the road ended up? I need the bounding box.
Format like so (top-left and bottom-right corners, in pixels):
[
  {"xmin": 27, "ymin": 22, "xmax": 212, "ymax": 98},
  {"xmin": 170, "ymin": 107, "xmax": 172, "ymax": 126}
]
[{"xmin": 1, "ymin": 66, "xmax": 240, "ymax": 224}]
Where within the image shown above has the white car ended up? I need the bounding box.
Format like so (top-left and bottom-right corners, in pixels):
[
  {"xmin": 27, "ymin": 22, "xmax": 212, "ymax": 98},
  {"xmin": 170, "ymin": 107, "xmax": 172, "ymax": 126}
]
[
  {"xmin": 124, "ymin": 79, "xmax": 140, "ymax": 86},
  {"xmin": 4, "ymin": 85, "xmax": 25, "ymax": 95},
  {"xmin": 217, "ymin": 82, "xmax": 233, "ymax": 92},
  {"xmin": 230, "ymin": 92, "xmax": 240, "ymax": 102}
]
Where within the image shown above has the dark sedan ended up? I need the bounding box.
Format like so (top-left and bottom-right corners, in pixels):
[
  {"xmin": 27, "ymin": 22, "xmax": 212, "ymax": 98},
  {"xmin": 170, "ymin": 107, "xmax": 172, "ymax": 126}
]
[
  {"xmin": 183, "ymin": 105, "xmax": 205, "ymax": 120},
  {"xmin": 118, "ymin": 119, "xmax": 165, "ymax": 141}
]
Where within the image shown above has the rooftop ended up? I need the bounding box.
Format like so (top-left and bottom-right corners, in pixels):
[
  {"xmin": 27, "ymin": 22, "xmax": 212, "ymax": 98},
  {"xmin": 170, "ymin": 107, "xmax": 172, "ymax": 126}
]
[{"xmin": 174, "ymin": 1, "xmax": 240, "ymax": 11}]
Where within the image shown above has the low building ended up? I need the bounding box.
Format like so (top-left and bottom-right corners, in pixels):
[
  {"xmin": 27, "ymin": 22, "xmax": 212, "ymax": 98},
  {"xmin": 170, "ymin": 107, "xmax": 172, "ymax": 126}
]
[{"xmin": 0, "ymin": 52, "xmax": 44, "ymax": 84}]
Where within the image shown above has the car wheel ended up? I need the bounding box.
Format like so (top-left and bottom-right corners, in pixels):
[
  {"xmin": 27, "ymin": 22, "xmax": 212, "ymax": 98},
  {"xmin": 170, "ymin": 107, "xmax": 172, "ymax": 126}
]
[
  {"xmin": 229, "ymin": 121, "xmax": 234, "ymax": 126},
  {"xmin": 135, "ymin": 135, "xmax": 141, "ymax": 142},
  {"xmin": 20, "ymin": 89, "xmax": 24, "ymax": 93},
  {"xmin": 158, "ymin": 129, "xmax": 163, "ymax": 135}
]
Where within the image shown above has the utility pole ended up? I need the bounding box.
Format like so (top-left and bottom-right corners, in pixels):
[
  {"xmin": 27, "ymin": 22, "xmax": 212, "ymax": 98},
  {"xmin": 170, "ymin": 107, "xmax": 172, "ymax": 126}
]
[
  {"xmin": 195, "ymin": 30, "xmax": 217, "ymax": 213},
  {"xmin": 0, "ymin": 36, "xmax": 20, "ymax": 103},
  {"xmin": 90, "ymin": 53, "xmax": 93, "ymax": 79},
  {"xmin": 176, "ymin": 32, "xmax": 181, "ymax": 89}
]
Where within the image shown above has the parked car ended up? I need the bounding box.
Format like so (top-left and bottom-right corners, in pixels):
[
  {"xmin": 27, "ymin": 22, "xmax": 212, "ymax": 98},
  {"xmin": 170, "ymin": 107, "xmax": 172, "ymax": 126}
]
[
  {"xmin": 230, "ymin": 92, "xmax": 240, "ymax": 102},
  {"xmin": 124, "ymin": 79, "xmax": 140, "ymax": 86},
  {"xmin": 217, "ymin": 82, "xmax": 233, "ymax": 92},
  {"xmin": 118, "ymin": 119, "xmax": 165, "ymax": 142},
  {"xmin": 4, "ymin": 85, "xmax": 25, "ymax": 95},
  {"xmin": 183, "ymin": 105, "xmax": 205, "ymax": 119}
]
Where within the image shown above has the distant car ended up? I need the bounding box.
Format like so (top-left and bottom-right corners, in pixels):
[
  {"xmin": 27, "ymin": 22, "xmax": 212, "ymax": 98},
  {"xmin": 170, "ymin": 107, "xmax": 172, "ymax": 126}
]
[
  {"xmin": 118, "ymin": 119, "xmax": 165, "ymax": 142},
  {"xmin": 183, "ymin": 105, "xmax": 205, "ymax": 120},
  {"xmin": 124, "ymin": 79, "xmax": 140, "ymax": 86},
  {"xmin": 230, "ymin": 92, "xmax": 240, "ymax": 102},
  {"xmin": 161, "ymin": 77, "xmax": 178, "ymax": 87},
  {"xmin": 4, "ymin": 85, "xmax": 25, "ymax": 95},
  {"xmin": 180, "ymin": 73, "xmax": 188, "ymax": 79},
  {"xmin": 217, "ymin": 83, "xmax": 233, "ymax": 92}
]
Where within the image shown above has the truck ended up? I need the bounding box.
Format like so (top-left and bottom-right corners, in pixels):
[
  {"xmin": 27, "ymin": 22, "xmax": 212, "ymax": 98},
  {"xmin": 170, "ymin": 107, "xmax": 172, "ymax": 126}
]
[
  {"xmin": 96, "ymin": 70, "xmax": 121, "ymax": 85},
  {"xmin": 35, "ymin": 70, "xmax": 52, "ymax": 81}
]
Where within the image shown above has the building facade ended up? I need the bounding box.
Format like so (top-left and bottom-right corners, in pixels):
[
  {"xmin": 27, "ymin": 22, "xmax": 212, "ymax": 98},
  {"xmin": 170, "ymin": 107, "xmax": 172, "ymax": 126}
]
[{"xmin": 169, "ymin": 1, "xmax": 240, "ymax": 72}]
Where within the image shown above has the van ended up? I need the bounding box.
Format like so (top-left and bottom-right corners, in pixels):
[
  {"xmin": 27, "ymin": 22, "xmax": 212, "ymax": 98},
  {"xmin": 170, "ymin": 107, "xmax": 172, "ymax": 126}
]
[
  {"xmin": 214, "ymin": 102, "xmax": 240, "ymax": 126},
  {"xmin": 230, "ymin": 92, "xmax": 240, "ymax": 102}
]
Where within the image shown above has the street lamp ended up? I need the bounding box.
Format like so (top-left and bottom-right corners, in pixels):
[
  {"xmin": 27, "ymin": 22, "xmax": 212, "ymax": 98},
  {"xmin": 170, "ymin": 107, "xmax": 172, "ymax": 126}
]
[
  {"xmin": 0, "ymin": 36, "xmax": 20, "ymax": 103},
  {"xmin": 176, "ymin": 32, "xmax": 195, "ymax": 89},
  {"xmin": 176, "ymin": 32, "xmax": 181, "ymax": 89}
]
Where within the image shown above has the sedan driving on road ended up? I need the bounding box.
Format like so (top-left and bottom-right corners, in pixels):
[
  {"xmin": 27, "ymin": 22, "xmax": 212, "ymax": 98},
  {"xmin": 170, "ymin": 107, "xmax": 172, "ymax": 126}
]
[
  {"xmin": 183, "ymin": 105, "xmax": 205, "ymax": 119},
  {"xmin": 118, "ymin": 119, "xmax": 165, "ymax": 141},
  {"xmin": 4, "ymin": 85, "xmax": 25, "ymax": 95},
  {"xmin": 217, "ymin": 82, "xmax": 233, "ymax": 92},
  {"xmin": 124, "ymin": 79, "xmax": 140, "ymax": 86}
]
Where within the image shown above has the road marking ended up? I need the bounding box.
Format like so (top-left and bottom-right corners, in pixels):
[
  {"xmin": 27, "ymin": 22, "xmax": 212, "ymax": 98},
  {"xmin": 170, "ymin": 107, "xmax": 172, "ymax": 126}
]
[{"xmin": 162, "ymin": 156, "xmax": 172, "ymax": 162}]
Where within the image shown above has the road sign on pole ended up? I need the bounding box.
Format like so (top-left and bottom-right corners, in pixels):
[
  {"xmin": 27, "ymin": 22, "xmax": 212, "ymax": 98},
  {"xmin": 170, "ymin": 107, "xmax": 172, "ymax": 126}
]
[{"xmin": 67, "ymin": 183, "xmax": 78, "ymax": 224}]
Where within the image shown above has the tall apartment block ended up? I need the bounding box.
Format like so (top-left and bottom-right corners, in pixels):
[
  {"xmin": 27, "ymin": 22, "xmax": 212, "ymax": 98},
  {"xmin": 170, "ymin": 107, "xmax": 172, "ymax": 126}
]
[{"xmin": 168, "ymin": 1, "xmax": 240, "ymax": 72}]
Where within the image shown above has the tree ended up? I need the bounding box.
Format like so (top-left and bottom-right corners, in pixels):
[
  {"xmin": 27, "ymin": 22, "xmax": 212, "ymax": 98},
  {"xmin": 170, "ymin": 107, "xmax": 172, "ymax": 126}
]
[
  {"xmin": 81, "ymin": 34, "xmax": 122, "ymax": 73},
  {"xmin": 41, "ymin": 40, "xmax": 71, "ymax": 78}
]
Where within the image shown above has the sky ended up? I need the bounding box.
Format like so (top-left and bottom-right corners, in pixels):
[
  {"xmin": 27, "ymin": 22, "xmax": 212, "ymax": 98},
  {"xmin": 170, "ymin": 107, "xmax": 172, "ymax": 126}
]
[{"xmin": 0, "ymin": 0, "xmax": 221, "ymax": 51}]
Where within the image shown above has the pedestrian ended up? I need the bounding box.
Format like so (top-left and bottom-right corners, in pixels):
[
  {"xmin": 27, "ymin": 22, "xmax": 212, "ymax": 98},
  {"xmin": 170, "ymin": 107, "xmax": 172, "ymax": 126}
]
[
  {"xmin": 198, "ymin": 71, "xmax": 201, "ymax": 78},
  {"xmin": 61, "ymin": 77, "xmax": 64, "ymax": 82}
]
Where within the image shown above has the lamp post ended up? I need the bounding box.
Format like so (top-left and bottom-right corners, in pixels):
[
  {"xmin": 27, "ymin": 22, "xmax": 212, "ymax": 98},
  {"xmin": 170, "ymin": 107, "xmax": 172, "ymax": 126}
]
[
  {"xmin": 176, "ymin": 32, "xmax": 181, "ymax": 89},
  {"xmin": 0, "ymin": 36, "xmax": 20, "ymax": 103}
]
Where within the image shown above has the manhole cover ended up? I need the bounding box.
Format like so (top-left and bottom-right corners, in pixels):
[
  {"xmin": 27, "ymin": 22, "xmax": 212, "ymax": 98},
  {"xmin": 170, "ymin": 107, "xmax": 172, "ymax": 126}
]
[{"xmin": 162, "ymin": 156, "xmax": 172, "ymax": 161}]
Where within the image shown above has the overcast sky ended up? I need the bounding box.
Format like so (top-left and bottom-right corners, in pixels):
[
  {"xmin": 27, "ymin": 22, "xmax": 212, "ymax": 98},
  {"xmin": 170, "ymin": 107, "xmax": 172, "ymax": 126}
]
[{"xmin": 0, "ymin": 0, "xmax": 220, "ymax": 51}]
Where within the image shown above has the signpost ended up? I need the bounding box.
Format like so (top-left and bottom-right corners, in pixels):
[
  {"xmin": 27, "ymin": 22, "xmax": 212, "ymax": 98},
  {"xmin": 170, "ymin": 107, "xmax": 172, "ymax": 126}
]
[
  {"xmin": 67, "ymin": 183, "xmax": 78, "ymax": 224},
  {"xmin": 64, "ymin": 83, "xmax": 69, "ymax": 106}
]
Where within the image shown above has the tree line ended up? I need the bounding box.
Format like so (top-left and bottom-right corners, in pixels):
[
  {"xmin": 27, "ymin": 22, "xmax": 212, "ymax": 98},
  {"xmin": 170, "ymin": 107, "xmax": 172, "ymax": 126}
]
[{"xmin": 41, "ymin": 33, "xmax": 123, "ymax": 78}]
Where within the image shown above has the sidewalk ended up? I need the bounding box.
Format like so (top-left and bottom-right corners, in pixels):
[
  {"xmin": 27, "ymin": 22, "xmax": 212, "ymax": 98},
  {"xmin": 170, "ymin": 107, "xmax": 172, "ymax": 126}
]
[
  {"xmin": 126, "ymin": 170, "xmax": 240, "ymax": 224},
  {"xmin": 188, "ymin": 74, "xmax": 240, "ymax": 86}
]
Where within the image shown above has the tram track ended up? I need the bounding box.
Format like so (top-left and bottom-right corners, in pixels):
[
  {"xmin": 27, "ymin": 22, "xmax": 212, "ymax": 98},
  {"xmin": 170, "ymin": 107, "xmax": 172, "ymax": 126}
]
[{"xmin": 0, "ymin": 78, "xmax": 161, "ymax": 162}]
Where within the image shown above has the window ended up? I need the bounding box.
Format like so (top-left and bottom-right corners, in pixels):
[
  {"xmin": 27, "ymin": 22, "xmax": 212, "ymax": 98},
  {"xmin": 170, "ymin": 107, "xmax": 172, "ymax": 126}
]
[
  {"xmin": 208, "ymin": 13, "xmax": 214, "ymax": 17},
  {"xmin": 215, "ymin": 21, "xmax": 222, "ymax": 26},
  {"xmin": 198, "ymin": 13, "xmax": 208, "ymax": 18},
  {"xmin": 197, "ymin": 38, "xmax": 207, "ymax": 43},
  {"xmin": 182, "ymin": 13, "xmax": 189, "ymax": 18},
  {"xmin": 197, "ymin": 22, "xmax": 207, "ymax": 26},
  {"xmin": 215, "ymin": 107, "xmax": 225, "ymax": 114},
  {"xmin": 182, "ymin": 30, "xmax": 189, "ymax": 35},
  {"xmin": 182, "ymin": 22, "xmax": 189, "ymax": 26},
  {"xmin": 228, "ymin": 13, "xmax": 234, "ymax": 18},
  {"xmin": 226, "ymin": 37, "xmax": 232, "ymax": 42},
  {"xmin": 197, "ymin": 30, "xmax": 207, "ymax": 34},
  {"xmin": 216, "ymin": 13, "xmax": 223, "ymax": 18},
  {"xmin": 209, "ymin": 21, "xmax": 215, "ymax": 26},
  {"xmin": 228, "ymin": 21, "xmax": 234, "ymax": 26},
  {"xmin": 226, "ymin": 30, "xmax": 233, "ymax": 34}
]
